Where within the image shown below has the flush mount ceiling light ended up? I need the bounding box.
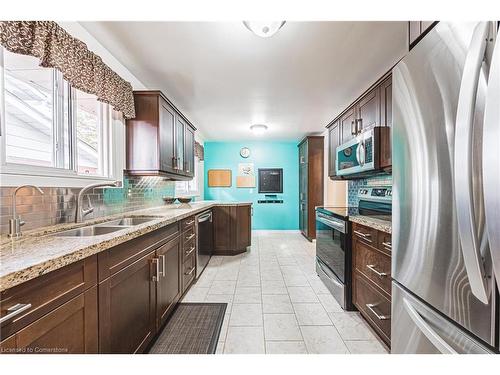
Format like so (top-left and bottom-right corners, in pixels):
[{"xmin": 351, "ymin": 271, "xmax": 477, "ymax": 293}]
[
  {"xmin": 250, "ymin": 124, "xmax": 268, "ymax": 135},
  {"xmin": 243, "ymin": 21, "xmax": 286, "ymax": 38}
]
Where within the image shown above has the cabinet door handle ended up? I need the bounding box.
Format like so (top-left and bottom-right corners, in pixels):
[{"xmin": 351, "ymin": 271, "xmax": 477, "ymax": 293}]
[
  {"xmin": 351, "ymin": 120, "xmax": 356, "ymax": 135},
  {"xmin": 186, "ymin": 233, "xmax": 195, "ymax": 241},
  {"xmin": 158, "ymin": 255, "xmax": 166, "ymax": 278},
  {"xmin": 185, "ymin": 220, "xmax": 195, "ymax": 225},
  {"xmin": 300, "ymin": 156, "xmax": 305, "ymax": 164},
  {"xmin": 185, "ymin": 246, "xmax": 196, "ymax": 257},
  {"xmin": 353, "ymin": 230, "xmax": 372, "ymax": 242},
  {"xmin": 366, "ymin": 264, "xmax": 388, "ymax": 277},
  {"xmin": 365, "ymin": 303, "xmax": 390, "ymax": 320},
  {"xmin": 184, "ymin": 267, "xmax": 195, "ymax": 276},
  {"xmin": 355, "ymin": 118, "xmax": 363, "ymax": 134},
  {"xmin": 0, "ymin": 303, "xmax": 32, "ymax": 324},
  {"xmin": 382, "ymin": 241, "xmax": 392, "ymax": 250},
  {"xmin": 152, "ymin": 258, "xmax": 160, "ymax": 282}
]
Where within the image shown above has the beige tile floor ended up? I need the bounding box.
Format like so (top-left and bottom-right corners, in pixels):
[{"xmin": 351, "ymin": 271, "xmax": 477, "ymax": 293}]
[{"xmin": 181, "ymin": 230, "xmax": 388, "ymax": 354}]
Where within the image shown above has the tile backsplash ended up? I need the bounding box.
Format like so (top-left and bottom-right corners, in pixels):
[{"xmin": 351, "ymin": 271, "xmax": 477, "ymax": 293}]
[
  {"xmin": 347, "ymin": 174, "xmax": 392, "ymax": 207},
  {"xmin": 0, "ymin": 175, "xmax": 176, "ymax": 235}
]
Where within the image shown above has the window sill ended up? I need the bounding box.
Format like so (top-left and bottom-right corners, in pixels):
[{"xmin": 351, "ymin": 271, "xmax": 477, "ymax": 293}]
[{"xmin": 0, "ymin": 172, "xmax": 121, "ymax": 188}]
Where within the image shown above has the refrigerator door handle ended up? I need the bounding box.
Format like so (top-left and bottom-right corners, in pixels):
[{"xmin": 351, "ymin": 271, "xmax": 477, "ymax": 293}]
[
  {"xmin": 403, "ymin": 298, "xmax": 457, "ymax": 354},
  {"xmin": 483, "ymin": 27, "xmax": 500, "ymax": 289},
  {"xmin": 454, "ymin": 21, "xmax": 491, "ymax": 304}
]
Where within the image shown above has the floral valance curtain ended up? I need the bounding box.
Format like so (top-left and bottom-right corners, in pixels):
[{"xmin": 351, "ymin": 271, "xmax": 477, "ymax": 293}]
[
  {"xmin": 195, "ymin": 141, "xmax": 204, "ymax": 161},
  {"xmin": 0, "ymin": 21, "xmax": 135, "ymax": 119}
]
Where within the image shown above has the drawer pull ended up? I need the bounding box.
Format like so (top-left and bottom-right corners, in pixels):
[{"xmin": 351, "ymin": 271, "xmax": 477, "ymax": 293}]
[
  {"xmin": 185, "ymin": 220, "xmax": 195, "ymax": 226},
  {"xmin": 184, "ymin": 267, "xmax": 195, "ymax": 276},
  {"xmin": 366, "ymin": 264, "xmax": 388, "ymax": 277},
  {"xmin": 186, "ymin": 233, "xmax": 195, "ymax": 241},
  {"xmin": 354, "ymin": 230, "xmax": 372, "ymax": 242},
  {"xmin": 185, "ymin": 246, "xmax": 196, "ymax": 257},
  {"xmin": 382, "ymin": 241, "xmax": 392, "ymax": 250},
  {"xmin": 365, "ymin": 303, "xmax": 390, "ymax": 320},
  {"xmin": 0, "ymin": 303, "xmax": 32, "ymax": 324}
]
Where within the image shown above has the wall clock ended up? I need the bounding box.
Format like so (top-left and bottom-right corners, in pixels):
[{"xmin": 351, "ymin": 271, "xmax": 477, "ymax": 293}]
[{"xmin": 240, "ymin": 147, "xmax": 251, "ymax": 158}]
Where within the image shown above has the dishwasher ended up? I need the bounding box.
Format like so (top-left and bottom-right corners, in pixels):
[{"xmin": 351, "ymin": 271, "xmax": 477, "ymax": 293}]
[{"xmin": 195, "ymin": 210, "xmax": 213, "ymax": 278}]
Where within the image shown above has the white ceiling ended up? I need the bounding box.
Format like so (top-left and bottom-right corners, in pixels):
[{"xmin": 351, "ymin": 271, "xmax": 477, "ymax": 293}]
[{"xmin": 81, "ymin": 21, "xmax": 407, "ymax": 141}]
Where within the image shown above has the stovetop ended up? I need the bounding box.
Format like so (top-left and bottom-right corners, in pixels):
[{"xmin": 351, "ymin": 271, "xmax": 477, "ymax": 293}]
[{"xmin": 316, "ymin": 206, "xmax": 392, "ymax": 222}]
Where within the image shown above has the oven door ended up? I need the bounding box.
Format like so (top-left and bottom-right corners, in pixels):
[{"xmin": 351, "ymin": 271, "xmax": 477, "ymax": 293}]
[
  {"xmin": 336, "ymin": 129, "xmax": 375, "ymax": 176},
  {"xmin": 316, "ymin": 212, "xmax": 349, "ymax": 308}
]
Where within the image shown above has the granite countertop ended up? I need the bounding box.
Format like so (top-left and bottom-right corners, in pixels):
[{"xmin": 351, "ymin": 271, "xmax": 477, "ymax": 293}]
[
  {"xmin": 349, "ymin": 215, "xmax": 392, "ymax": 234},
  {"xmin": 0, "ymin": 200, "xmax": 252, "ymax": 292}
]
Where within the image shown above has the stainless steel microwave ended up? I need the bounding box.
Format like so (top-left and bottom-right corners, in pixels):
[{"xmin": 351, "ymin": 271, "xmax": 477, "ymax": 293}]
[{"xmin": 335, "ymin": 126, "xmax": 390, "ymax": 177}]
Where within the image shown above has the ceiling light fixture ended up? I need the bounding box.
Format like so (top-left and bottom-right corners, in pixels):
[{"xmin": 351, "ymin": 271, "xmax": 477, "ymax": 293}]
[
  {"xmin": 250, "ymin": 124, "xmax": 268, "ymax": 135},
  {"xmin": 243, "ymin": 21, "xmax": 286, "ymax": 38}
]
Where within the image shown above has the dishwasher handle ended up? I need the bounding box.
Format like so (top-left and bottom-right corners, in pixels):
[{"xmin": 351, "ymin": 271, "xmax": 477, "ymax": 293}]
[{"xmin": 197, "ymin": 211, "xmax": 212, "ymax": 223}]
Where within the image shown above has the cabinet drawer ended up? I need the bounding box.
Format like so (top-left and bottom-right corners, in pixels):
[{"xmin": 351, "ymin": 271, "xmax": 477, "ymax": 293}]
[
  {"xmin": 0, "ymin": 255, "xmax": 97, "ymax": 340},
  {"xmin": 181, "ymin": 216, "xmax": 195, "ymax": 232},
  {"xmin": 182, "ymin": 253, "xmax": 196, "ymax": 292},
  {"xmin": 377, "ymin": 231, "xmax": 392, "ymax": 255},
  {"xmin": 0, "ymin": 286, "xmax": 98, "ymax": 354},
  {"xmin": 98, "ymin": 222, "xmax": 179, "ymax": 281},
  {"xmin": 353, "ymin": 273, "xmax": 391, "ymax": 345},
  {"xmin": 182, "ymin": 225, "xmax": 196, "ymax": 245},
  {"xmin": 354, "ymin": 239, "xmax": 391, "ymax": 296},
  {"xmin": 182, "ymin": 238, "xmax": 196, "ymax": 264},
  {"xmin": 352, "ymin": 222, "xmax": 378, "ymax": 247}
]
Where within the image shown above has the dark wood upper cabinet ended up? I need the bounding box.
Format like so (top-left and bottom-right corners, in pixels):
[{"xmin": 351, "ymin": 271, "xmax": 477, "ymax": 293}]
[
  {"xmin": 328, "ymin": 121, "xmax": 340, "ymax": 178},
  {"xmin": 98, "ymin": 250, "xmax": 157, "ymax": 354},
  {"xmin": 159, "ymin": 100, "xmax": 176, "ymax": 173},
  {"xmin": 156, "ymin": 236, "xmax": 182, "ymax": 329},
  {"xmin": 380, "ymin": 76, "xmax": 392, "ymax": 127},
  {"xmin": 356, "ymin": 87, "xmax": 380, "ymax": 133},
  {"xmin": 340, "ymin": 107, "xmax": 356, "ymax": 145},
  {"xmin": 327, "ymin": 73, "xmax": 392, "ymax": 179},
  {"xmin": 298, "ymin": 136, "xmax": 324, "ymax": 241},
  {"xmin": 126, "ymin": 91, "xmax": 196, "ymax": 180},
  {"xmin": 184, "ymin": 123, "xmax": 195, "ymax": 178}
]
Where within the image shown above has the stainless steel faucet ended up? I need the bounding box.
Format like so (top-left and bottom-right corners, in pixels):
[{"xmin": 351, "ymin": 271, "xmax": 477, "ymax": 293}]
[
  {"xmin": 75, "ymin": 181, "xmax": 121, "ymax": 223},
  {"xmin": 9, "ymin": 185, "xmax": 44, "ymax": 238}
]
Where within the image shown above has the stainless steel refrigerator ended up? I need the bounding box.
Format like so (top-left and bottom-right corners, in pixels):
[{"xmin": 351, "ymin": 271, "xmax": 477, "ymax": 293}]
[{"xmin": 392, "ymin": 21, "xmax": 500, "ymax": 354}]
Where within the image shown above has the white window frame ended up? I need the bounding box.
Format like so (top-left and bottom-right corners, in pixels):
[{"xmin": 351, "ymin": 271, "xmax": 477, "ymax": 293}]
[
  {"xmin": 0, "ymin": 48, "xmax": 124, "ymax": 187},
  {"xmin": 175, "ymin": 156, "xmax": 201, "ymax": 197}
]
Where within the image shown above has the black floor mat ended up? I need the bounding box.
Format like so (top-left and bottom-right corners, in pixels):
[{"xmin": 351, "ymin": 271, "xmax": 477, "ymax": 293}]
[{"xmin": 148, "ymin": 303, "xmax": 227, "ymax": 354}]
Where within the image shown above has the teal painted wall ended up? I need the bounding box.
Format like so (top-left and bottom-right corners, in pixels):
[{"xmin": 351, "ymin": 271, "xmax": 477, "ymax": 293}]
[{"xmin": 204, "ymin": 141, "xmax": 299, "ymax": 230}]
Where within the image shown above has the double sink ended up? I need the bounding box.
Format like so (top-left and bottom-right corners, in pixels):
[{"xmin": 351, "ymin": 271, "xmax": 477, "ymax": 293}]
[{"xmin": 54, "ymin": 216, "xmax": 159, "ymax": 237}]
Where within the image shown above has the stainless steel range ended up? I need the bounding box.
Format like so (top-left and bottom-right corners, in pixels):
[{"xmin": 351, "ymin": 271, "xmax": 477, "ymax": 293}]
[{"xmin": 315, "ymin": 186, "xmax": 392, "ymax": 310}]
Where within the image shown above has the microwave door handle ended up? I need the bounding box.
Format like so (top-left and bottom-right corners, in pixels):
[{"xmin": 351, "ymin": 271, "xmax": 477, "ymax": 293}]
[
  {"xmin": 483, "ymin": 27, "xmax": 500, "ymax": 289},
  {"xmin": 403, "ymin": 298, "xmax": 457, "ymax": 354},
  {"xmin": 454, "ymin": 21, "xmax": 490, "ymax": 304}
]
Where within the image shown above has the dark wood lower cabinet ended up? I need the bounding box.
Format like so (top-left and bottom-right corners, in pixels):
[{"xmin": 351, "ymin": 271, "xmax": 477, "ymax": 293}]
[
  {"xmin": 0, "ymin": 286, "xmax": 98, "ymax": 354},
  {"xmin": 98, "ymin": 250, "xmax": 157, "ymax": 354},
  {"xmin": 213, "ymin": 204, "xmax": 251, "ymax": 255},
  {"xmin": 156, "ymin": 236, "xmax": 182, "ymax": 328},
  {"xmin": 1, "ymin": 206, "xmax": 253, "ymax": 354},
  {"xmin": 352, "ymin": 222, "xmax": 392, "ymax": 348}
]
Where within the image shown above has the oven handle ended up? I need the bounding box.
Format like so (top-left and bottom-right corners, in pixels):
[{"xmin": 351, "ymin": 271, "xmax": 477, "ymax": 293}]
[{"xmin": 316, "ymin": 215, "xmax": 345, "ymax": 233}]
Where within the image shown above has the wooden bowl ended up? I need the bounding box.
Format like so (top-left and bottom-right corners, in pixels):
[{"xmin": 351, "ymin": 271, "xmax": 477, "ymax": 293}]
[
  {"xmin": 177, "ymin": 197, "xmax": 193, "ymax": 204},
  {"xmin": 162, "ymin": 197, "xmax": 176, "ymax": 204}
]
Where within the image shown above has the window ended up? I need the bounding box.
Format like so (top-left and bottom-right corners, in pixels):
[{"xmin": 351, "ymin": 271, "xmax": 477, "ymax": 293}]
[
  {"xmin": 0, "ymin": 48, "xmax": 120, "ymax": 183},
  {"xmin": 175, "ymin": 156, "xmax": 200, "ymax": 197},
  {"xmin": 3, "ymin": 49, "xmax": 70, "ymax": 168}
]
